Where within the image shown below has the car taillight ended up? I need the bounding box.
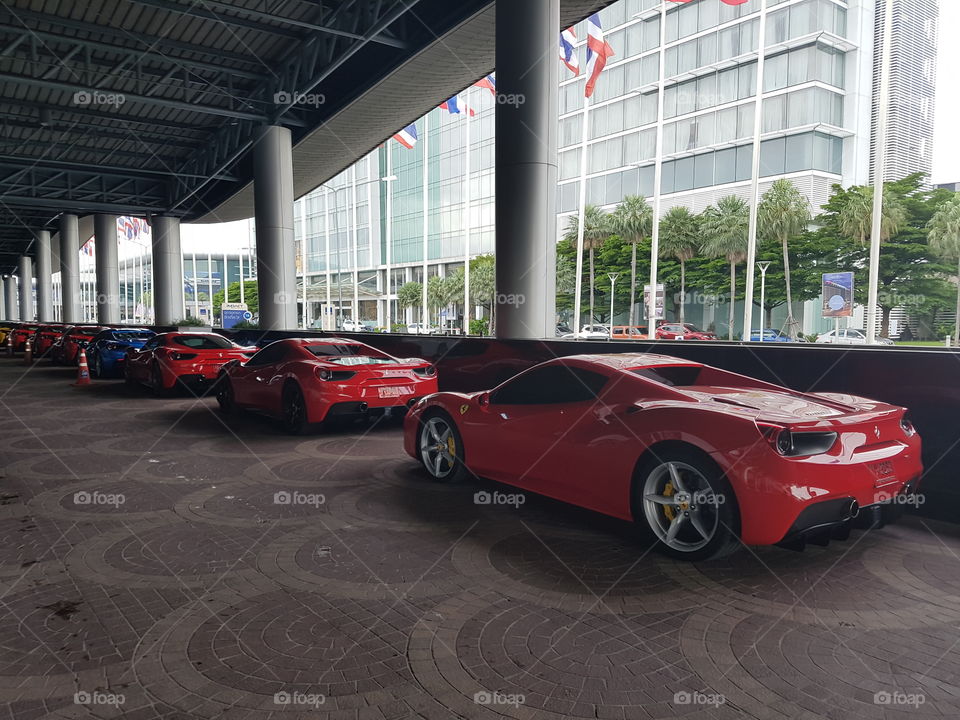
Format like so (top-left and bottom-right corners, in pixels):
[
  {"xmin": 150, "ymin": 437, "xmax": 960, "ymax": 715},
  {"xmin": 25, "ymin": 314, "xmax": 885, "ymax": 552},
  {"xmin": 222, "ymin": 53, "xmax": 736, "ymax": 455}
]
[
  {"xmin": 757, "ymin": 422, "xmax": 837, "ymax": 457},
  {"xmin": 413, "ymin": 366, "xmax": 437, "ymax": 377},
  {"xmin": 171, "ymin": 352, "xmax": 197, "ymax": 360},
  {"xmin": 316, "ymin": 368, "xmax": 356, "ymax": 381},
  {"xmin": 900, "ymin": 412, "xmax": 916, "ymax": 437}
]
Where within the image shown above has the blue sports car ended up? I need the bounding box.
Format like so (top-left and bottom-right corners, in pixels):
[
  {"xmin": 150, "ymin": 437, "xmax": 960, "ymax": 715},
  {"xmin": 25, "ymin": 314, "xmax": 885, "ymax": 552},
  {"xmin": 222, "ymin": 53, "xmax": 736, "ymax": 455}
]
[
  {"xmin": 88, "ymin": 328, "xmax": 156, "ymax": 378},
  {"xmin": 749, "ymin": 328, "xmax": 794, "ymax": 342}
]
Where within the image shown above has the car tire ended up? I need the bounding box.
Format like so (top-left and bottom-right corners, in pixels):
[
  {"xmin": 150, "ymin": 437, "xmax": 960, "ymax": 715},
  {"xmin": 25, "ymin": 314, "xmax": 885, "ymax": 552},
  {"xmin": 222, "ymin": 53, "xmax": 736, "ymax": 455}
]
[
  {"xmin": 91, "ymin": 353, "xmax": 102, "ymax": 379},
  {"xmin": 417, "ymin": 412, "xmax": 469, "ymax": 483},
  {"xmin": 151, "ymin": 363, "xmax": 168, "ymax": 397},
  {"xmin": 281, "ymin": 383, "xmax": 309, "ymax": 435},
  {"xmin": 217, "ymin": 376, "xmax": 236, "ymax": 414},
  {"xmin": 633, "ymin": 447, "xmax": 740, "ymax": 561}
]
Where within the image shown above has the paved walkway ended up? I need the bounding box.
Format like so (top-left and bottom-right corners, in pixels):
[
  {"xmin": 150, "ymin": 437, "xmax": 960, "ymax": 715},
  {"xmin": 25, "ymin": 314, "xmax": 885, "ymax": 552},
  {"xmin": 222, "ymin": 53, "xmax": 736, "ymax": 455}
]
[{"xmin": 1, "ymin": 357, "xmax": 959, "ymax": 719}]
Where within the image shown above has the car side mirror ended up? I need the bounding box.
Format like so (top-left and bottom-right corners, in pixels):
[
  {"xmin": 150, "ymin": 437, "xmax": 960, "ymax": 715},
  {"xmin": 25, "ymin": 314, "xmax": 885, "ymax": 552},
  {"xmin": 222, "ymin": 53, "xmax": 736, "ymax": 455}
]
[{"xmin": 477, "ymin": 392, "xmax": 490, "ymax": 408}]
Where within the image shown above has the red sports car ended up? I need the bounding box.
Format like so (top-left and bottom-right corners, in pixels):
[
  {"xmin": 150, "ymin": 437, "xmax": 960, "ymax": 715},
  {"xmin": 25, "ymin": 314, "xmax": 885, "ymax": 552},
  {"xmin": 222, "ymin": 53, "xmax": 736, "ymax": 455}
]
[
  {"xmin": 404, "ymin": 353, "xmax": 923, "ymax": 560},
  {"xmin": 10, "ymin": 323, "xmax": 40, "ymax": 351},
  {"xmin": 33, "ymin": 324, "xmax": 67, "ymax": 357},
  {"xmin": 656, "ymin": 323, "xmax": 717, "ymax": 341},
  {"xmin": 216, "ymin": 338, "xmax": 438, "ymax": 434},
  {"xmin": 125, "ymin": 332, "xmax": 257, "ymax": 395},
  {"xmin": 51, "ymin": 325, "xmax": 107, "ymax": 364}
]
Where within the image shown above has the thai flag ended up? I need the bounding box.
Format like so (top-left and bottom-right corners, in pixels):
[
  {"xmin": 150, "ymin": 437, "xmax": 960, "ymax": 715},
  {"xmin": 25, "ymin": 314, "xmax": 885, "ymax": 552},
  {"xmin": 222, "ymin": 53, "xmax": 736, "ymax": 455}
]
[
  {"xmin": 584, "ymin": 14, "xmax": 615, "ymax": 98},
  {"xmin": 559, "ymin": 27, "xmax": 580, "ymax": 76},
  {"xmin": 392, "ymin": 123, "xmax": 418, "ymax": 149},
  {"xmin": 81, "ymin": 240, "xmax": 94, "ymax": 256},
  {"xmin": 440, "ymin": 95, "xmax": 475, "ymax": 116},
  {"xmin": 473, "ymin": 74, "xmax": 496, "ymax": 96}
]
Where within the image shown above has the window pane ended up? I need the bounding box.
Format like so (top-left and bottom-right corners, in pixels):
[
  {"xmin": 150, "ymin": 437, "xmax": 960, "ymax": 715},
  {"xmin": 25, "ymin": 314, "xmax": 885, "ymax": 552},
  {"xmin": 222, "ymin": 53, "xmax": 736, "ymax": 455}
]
[
  {"xmin": 760, "ymin": 137, "xmax": 785, "ymax": 176},
  {"xmin": 715, "ymin": 148, "xmax": 737, "ymax": 184},
  {"xmin": 694, "ymin": 151, "xmax": 714, "ymax": 188}
]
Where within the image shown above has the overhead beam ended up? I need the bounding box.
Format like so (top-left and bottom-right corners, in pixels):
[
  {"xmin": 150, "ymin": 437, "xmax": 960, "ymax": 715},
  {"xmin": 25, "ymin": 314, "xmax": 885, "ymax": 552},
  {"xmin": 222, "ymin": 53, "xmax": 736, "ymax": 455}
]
[
  {"xmin": 126, "ymin": 0, "xmax": 303, "ymax": 38},
  {"xmin": 0, "ymin": 194, "xmax": 174, "ymax": 214},
  {"xmin": 0, "ymin": 155, "xmax": 238, "ymax": 181}
]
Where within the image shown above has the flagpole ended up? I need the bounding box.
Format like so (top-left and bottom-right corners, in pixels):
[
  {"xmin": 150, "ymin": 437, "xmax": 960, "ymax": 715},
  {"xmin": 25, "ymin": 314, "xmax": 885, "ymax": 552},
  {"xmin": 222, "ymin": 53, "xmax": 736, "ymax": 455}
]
[
  {"xmin": 300, "ymin": 199, "xmax": 308, "ymax": 328},
  {"xmin": 385, "ymin": 146, "xmax": 393, "ymax": 331},
  {"xmin": 647, "ymin": 0, "xmax": 668, "ymax": 339},
  {"xmin": 352, "ymin": 165, "xmax": 360, "ymax": 327},
  {"xmin": 741, "ymin": 0, "xmax": 769, "ymax": 342},
  {"xmin": 867, "ymin": 0, "xmax": 894, "ymax": 344},
  {"xmin": 421, "ymin": 111, "xmax": 429, "ymax": 328},
  {"xmin": 573, "ymin": 91, "xmax": 589, "ymax": 336},
  {"xmin": 324, "ymin": 187, "xmax": 332, "ymax": 329},
  {"xmin": 463, "ymin": 87, "xmax": 472, "ymax": 335}
]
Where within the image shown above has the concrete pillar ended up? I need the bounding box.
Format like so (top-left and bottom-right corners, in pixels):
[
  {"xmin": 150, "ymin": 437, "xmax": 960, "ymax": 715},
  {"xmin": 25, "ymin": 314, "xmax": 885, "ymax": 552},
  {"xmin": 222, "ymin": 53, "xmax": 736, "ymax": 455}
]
[
  {"xmin": 153, "ymin": 216, "xmax": 184, "ymax": 325},
  {"xmin": 494, "ymin": 0, "xmax": 559, "ymax": 339},
  {"xmin": 0, "ymin": 275, "xmax": 6, "ymax": 320},
  {"xmin": 60, "ymin": 213, "xmax": 81, "ymax": 323},
  {"xmin": 35, "ymin": 230, "xmax": 54, "ymax": 322},
  {"xmin": 18, "ymin": 256, "xmax": 33, "ymax": 321},
  {"xmin": 253, "ymin": 125, "xmax": 296, "ymax": 330},
  {"xmin": 93, "ymin": 214, "xmax": 120, "ymax": 324},
  {"xmin": 4, "ymin": 276, "xmax": 18, "ymax": 321}
]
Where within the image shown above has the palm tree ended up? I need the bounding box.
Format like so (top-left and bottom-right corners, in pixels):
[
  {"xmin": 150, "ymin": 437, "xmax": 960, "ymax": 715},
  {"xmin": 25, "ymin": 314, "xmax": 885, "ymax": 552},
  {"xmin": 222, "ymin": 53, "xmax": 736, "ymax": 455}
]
[
  {"xmin": 397, "ymin": 281, "xmax": 422, "ymax": 325},
  {"xmin": 563, "ymin": 204, "xmax": 611, "ymax": 327},
  {"xmin": 659, "ymin": 206, "xmax": 700, "ymax": 325},
  {"xmin": 701, "ymin": 196, "xmax": 749, "ymax": 340},
  {"xmin": 838, "ymin": 186, "xmax": 906, "ymax": 246},
  {"xmin": 928, "ymin": 195, "xmax": 960, "ymax": 347},
  {"xmin": 758, "ymin": 179, "xmax": 810, "ymax": 338},
  {"xmin": 609, "ymin": 196, "xmax": 652, "ymax": 328}
]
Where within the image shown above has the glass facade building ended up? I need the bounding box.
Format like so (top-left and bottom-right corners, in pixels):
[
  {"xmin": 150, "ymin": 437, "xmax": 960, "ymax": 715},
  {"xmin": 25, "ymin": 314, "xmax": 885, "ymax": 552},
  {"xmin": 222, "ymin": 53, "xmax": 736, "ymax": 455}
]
[{"xmin": 262, "ymin": 0, "xmax": 934, "ymax": 333}]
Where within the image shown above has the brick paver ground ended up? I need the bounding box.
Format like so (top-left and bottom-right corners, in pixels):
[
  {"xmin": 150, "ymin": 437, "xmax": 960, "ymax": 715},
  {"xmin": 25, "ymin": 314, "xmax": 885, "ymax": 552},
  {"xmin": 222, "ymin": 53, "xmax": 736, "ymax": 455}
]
[{"xmin": 1, "ymin": 357, "xmax": 959, "ymax": 719}]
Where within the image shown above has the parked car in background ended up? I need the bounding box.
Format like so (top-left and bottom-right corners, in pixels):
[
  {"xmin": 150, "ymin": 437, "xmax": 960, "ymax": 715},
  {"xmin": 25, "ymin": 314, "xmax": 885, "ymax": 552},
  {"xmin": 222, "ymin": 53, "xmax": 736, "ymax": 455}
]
[
  {"xmin": 407, "ymin": 323, "xmax": 441, "ymax": 335},
  {"xmin": 88, "ymin": 328, "xmax": 156, "ymax": 378},
  {"xmin": 51, "ymin": 325, "xmax": 107, "ymax": 364},
  {"xmin": 32, "ymin": 324, "xmax": 67, "ymax": 356},
  {"xmin": 340, "ymin": 319, "xmax": 375, "ymax": 332},
  {"xmin": 217, "ymin": 338, "xmax": 439, "ymax": 434},
  {"xmin": 611, "ymin": 325, "xmax": 648, "ymax": 340},
  {"xmin": 560, "ymin": 324, "xmax": 610, "ymax": 340},
  {"xmin": 10, "ymin": 323, "xmax": 41, "ymax": 351},
  {"xmin": 816, "ymin": 329, "xmax": 894, "ymax": 346},
  {"xmin": 750, "ymin": 328, "xmax": 793, "ymax": 342},
  {"xmin": 125, "ymin": 332, "xmax": 257, "ymax": 395},
  {"xmin": 656, "ymin": 323, "xmax": 717, "ymax": 341},
  {"xmin": 405, "ymin": 353, "xmax": 922, "ymax": 560}
]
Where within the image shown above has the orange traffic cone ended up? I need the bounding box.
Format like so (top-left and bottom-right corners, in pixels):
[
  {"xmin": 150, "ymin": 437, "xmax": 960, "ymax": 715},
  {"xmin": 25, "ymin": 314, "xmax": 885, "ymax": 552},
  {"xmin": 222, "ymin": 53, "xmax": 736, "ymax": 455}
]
[
  {"xmin": 23, "ymin": 337, "xmax": 32, "ymax": 365},
  {"xmin": 73, "ymin": 348, "xmax": 91, "ymax": 387}
]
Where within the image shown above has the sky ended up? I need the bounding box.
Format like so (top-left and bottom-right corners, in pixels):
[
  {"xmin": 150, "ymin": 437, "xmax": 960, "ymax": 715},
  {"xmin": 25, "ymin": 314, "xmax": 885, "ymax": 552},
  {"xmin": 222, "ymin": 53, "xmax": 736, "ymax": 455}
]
[{"xmin": 932, "ymin": 0, "xmax": 959, "ymax": 184}]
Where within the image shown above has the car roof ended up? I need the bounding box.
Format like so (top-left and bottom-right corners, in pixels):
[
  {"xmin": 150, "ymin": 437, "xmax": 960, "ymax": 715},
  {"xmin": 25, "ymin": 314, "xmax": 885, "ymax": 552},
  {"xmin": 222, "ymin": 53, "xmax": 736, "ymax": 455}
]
[
  {"xmin": 288, "ymin": 337, "xmax": 365, "ymax": 345},
  {"xmin": 559, "ymin": 353, "xmax": 703, "ymax": 371}
]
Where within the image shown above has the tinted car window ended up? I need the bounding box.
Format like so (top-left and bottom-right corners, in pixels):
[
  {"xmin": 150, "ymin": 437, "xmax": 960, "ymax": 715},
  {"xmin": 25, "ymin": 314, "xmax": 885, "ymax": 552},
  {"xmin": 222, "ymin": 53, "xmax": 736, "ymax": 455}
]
[
  {"xmin": 143, "ymin": 337, "xmax": 161, "ymax": 350},
  {"xmin": 245, "ymin": 342, "xmax": 288, "ymax": 366},
  {"xmin": 490, "ymin": 365, "xmax": 608, "ymax": 405},
  {"xmin": 110, "ymin": 331, "xmax": 153, "ymax": 341},
  {"xmin": 306, "ymin": 344, "xmax": 386, "ymax": 358},
  {"xmin": 172, "ymin": 335, "xmax": 234, "ymax": 350}
]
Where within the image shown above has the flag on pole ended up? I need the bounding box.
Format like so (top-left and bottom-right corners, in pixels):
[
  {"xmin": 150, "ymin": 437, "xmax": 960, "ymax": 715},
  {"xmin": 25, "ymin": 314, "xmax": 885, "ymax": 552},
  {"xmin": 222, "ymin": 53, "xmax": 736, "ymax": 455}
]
[
  {"xmin": 559, "ymin": 28, "xmax": 580, "ymax": 76},
  {"xmin": 473, "ymin": 74, "xmax": 496, "ymax": 95},
  {"xmin": 584, "ymin": 14, "xmax": 614, "ymax": 98},
  {"xmin": 440, "ymin": 95, "xmax": 475, "ymax": 116},
  {"xmin": 392, "ymin": 123, "xmax": 418, "ymax": 149},
  {"xmin": 81, "ymin": 239, "xmax": 95, "ymax": 256}
]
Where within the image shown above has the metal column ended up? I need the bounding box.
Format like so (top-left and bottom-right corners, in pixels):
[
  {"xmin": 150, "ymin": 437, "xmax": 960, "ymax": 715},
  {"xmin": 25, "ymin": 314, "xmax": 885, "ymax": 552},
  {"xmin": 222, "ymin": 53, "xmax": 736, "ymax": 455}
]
[
  {"xmin": 59, "ymin": 213, "xmax": 80, "ymax": 323},
  {"xmin": 0, "ymin": 275, "xmax": 5, "ymax": 319},
  {"xmin": 35, "ymin": 230, "xmax": 54, "ymax": 322},
  {"xmin": 494, "ymin": 0, "xmax": 559, "ymax": 339},
  {"xmin": 153, "ymin": 216, "xmax": 184, "ymax": 326},
  {"xmin": 18, "ymin": 255, "xmax": 33, "ymax": 321},
  {"xmin": 4, "ymin": 275, "xmax": 17, "ymax": 321},
  {"xmin": 253, "ymin": 125, "xmax": 296, "ymax": 330},
  {"xmin": 94, "ymin": 214, "xmax": 120, "ymax": 324}
]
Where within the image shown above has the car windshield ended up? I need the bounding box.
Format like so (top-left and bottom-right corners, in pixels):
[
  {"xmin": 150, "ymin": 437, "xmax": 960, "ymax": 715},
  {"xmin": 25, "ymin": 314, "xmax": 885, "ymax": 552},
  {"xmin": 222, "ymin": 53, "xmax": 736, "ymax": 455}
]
[
  {"xmin": 631, "ymin": 365, "xmax": 702, "ymax": 387},
  {"xmin": 172, "ymin": 335, "xmax": 234, "ymax": 349}
]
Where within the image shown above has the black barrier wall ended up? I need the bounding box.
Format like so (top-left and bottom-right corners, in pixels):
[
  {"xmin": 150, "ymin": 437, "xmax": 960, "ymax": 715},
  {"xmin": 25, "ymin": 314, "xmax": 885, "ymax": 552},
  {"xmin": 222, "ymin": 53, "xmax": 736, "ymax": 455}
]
[{"xmin": 192, "ymin": 326, "xmax": 958, "ymax": 522}]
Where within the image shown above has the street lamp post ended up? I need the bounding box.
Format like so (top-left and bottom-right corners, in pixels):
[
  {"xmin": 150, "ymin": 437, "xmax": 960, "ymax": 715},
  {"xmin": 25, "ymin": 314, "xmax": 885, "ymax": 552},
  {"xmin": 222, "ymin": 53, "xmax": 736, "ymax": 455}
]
[
  {"xmin": 757, "ymin": 261, "xmax": 771, "ymax": 340},
  {"xmin": 608, "ymin": 272, "xmax": 620, "ymax": 339}
]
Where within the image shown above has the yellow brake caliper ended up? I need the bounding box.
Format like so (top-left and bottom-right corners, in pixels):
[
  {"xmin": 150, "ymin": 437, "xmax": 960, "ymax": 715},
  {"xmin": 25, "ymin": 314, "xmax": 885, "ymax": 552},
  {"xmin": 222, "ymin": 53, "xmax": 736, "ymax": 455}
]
[
  {"xmin": 446, "ymin": 435, "xmax": 456, "ymax": 459},
  {"xmin": 663, "ymin": 482, "xmax": 676, "ymax": 522}
]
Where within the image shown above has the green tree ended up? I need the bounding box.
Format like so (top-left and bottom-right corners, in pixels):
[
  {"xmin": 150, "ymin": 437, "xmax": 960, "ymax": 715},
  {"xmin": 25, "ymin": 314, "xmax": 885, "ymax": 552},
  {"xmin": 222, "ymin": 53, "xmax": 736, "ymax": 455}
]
[
  {"xmin": 563, "ymin": 205, "xmax": 611, "ymax": 326},
  {"xmin": 701, "ymin": 196, "xmax": 749, "ymax": 340},
  {"xmin": 213, "ymin": 280, "xmax": 259, "ymax": 319},
  {"xmin": 759, "ymin": 179, "xmax": 811, "ymax": 337},
  {"xmin": 837, "ymin": 186, "xmax": 905, "ymax": 247},
  {"xmin": 468, "ymin": 254, "xmax": 496, "ymax": 332},
  {"xmin": 609, "ymin": 195, "xmax": 652, "ymax": 327},
  {"xmin": 927, "ymin": 193, "xmax": 960, "ymax": 346},
  {"xmin": 659, "ymin": 206, "xmax": 700, "ymax": 325},
  {"xmin": 397, "ymin": 281, "xmax": 422, "ymax": 324},
  {"xmin": 427, "ymin": 275, "xmax": 456, "ymax": 326}
]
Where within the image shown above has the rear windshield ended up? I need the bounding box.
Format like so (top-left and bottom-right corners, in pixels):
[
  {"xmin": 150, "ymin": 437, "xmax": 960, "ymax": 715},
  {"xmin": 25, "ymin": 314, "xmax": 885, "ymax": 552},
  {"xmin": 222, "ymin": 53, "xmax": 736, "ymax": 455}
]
[
  {"xmin": 110, "ymin": 331, "xmax": 153, "ymax": 341},
  {"xmin": 172, "ymin": 335, "xmax": 234, "ymax": 350},
  {"xmin": 306, "ymin": 344, "xmax": 388, "ymax": 358},
  {"xmin": 631, "ymin": 365, "xmax": 702, "ymax": 386}
]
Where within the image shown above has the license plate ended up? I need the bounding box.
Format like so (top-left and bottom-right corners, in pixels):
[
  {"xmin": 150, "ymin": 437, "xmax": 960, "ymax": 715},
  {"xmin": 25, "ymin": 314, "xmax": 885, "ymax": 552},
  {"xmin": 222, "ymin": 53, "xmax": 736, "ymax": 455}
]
[
  {"xmin": 378, "ymin": 385, "xmax": 412, "ymax": 398},
  {"xmin": 870, "ymin": 460, "xmax": 896, "ymax": 483}
]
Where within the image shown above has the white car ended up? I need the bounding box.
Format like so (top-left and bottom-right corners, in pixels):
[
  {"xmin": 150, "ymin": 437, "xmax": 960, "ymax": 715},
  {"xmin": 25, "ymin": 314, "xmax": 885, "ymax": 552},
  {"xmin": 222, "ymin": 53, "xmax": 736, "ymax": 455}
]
[
  {"xmin": 561, "ymin": 324, "xmax": 610, "ymax": 340},
  {"xmin": 407, "ymin": 323, "xmax": 440, "ymax": 335},
  {"xmin": 816, "ymin": 329, "xmax": 894, "ymax": 346},
  {"xmin": 340, "ymin": 319, "xmax": 373, "ymax": 332}
]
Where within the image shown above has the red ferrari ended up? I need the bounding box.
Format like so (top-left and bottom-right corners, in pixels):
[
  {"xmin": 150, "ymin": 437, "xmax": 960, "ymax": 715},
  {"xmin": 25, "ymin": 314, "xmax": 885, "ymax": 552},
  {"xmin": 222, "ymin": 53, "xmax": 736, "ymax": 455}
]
[
  {"xmin": 216, "ymin": 338, "xmax": 438, "ymax": 434},
  {"xmin": 125, "ymin": 332, "xmax": 257, "ymax": 395},
  {"xmin": 404, "ymin": 353, "xmax": 923, "ymax": 560},
  {"xmin": 656, "ymin": 323, "xmax": 717, "ymax": 341},
  {"xmin": 33, "ymin": 324, "xmax": 67, "ymax": 357},
  {"xmin": 10, "ymin": 323, "xmax": 40, "ymax": 351},
  {"xmin": 51, "ymin": 325, "xmax": 107, "ymax": 364}
]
